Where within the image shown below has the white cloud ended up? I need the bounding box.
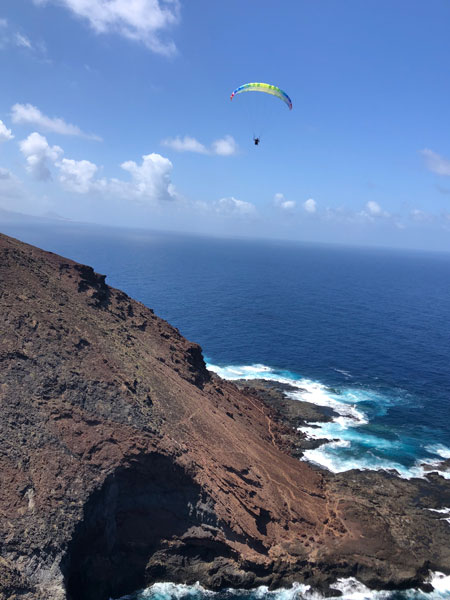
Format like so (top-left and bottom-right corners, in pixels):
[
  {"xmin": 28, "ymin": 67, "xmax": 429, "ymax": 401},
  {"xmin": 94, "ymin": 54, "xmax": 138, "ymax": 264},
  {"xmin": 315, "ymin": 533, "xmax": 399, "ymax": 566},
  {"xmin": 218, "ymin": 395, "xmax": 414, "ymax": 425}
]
[
  {"xmin": 56, "ymin": 152, "xmax": 177, "ymax": 205},
  {"xmin": 274, "ymin": 193, "xmax": 296, "ymax": 211},
  {"xmin": 17, "ymin": 130, "xmax": 177, "ymax": 206},
  {"xmin": 0, "ymin": 167, "xmax": 12, "ymax": 180},
  {"xmin": 422, "ymin": 148, "xmax": 450, "ymax": 176},
  {"xmin": 57, "ymin": 158, "xmax": 99, "ymax": 193},
  {"xmin": 304, "ymin": 198, "xmax": 317, "ymax": 213},
  {"xmin": 211, "ymin": 135, "xmax": 237, "ymax": 156},
  {"xmin": 19, "ymin": 132, "xmax": 63, "ymax": 181},
  {"xmin": 0, "ymin": 120, "xmax": 14, "ymax": 142},
  {"xmin": 33, "ymin": 0, "xmax": 180, "ymax": 55},
  {"xmin": 366, "ymin": 200, "xmax": 382, "ymax": 216},
  {"xmin": 410, "ymin": 209, "xmax": 434, "ymax": 223},
  {"xmin": 11, "ymin": 103, "xmax": 101, "ymax": 140},
  {"xmin": 162, "ymin": 136, "xmax": 208, "ymax": 154},
  {"xmin": 281, "ymin": 200, "xmax": 296, "ymax": 210},
  {"xmin": 273, "ymin": 195, "xmax": 316, "ymax": 214},
  {"xmin": 0, "ymin": 22, "xmax": 46, "ymax": 57},
  {"xmin": 214, "ymin": 196, "xmax": 256, "ymax": 216},
  {"xmin": 162, "ymin": 134, "xmax": 237, "ymax": 156},
  {"xmin": 355, "ymin": 200, "xmax": 390, "ymax": 221},
  {"xmin": 15, "ymin": 32, "xmax": 32, "ymax": 49},
  {"xmin": 118, "ymin": 153, "xmax": 176, "ymax": 204}
]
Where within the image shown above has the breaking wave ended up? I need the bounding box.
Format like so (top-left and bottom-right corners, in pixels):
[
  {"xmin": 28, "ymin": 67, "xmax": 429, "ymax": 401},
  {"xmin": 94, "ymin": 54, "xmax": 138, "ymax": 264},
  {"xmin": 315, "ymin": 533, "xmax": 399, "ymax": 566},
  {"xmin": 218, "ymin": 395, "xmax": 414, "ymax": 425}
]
[
  {"xmin": 206, "ymin": 362, "xmax": 450, "ymax": 481},
  {"xmin": 118, "ymin": 573, "xmax": 450, "ymax": 599}
]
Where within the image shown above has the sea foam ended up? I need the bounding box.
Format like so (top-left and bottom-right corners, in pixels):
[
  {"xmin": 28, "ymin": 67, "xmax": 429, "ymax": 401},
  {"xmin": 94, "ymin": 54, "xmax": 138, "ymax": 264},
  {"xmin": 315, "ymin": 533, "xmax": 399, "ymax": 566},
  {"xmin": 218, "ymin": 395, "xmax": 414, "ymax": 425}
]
[
  {"xmin": 206, "ymin": 362, "xmax": 450, "ymax": 481},
  {"xmin": 426, "ymin": 508, "xmax": 450, "ymax": 525},
  {"xmin": 119, "ymin": 571, "xmax": 450, "ymax": 599}
]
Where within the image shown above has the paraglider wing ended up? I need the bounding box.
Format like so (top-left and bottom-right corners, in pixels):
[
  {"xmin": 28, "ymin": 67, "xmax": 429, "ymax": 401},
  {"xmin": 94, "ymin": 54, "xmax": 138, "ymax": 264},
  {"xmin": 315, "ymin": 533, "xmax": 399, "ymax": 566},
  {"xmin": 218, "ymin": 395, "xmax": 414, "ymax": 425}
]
[{"xmin": 230, "ymin": 83, "xmax": 293, "ymax": 110}]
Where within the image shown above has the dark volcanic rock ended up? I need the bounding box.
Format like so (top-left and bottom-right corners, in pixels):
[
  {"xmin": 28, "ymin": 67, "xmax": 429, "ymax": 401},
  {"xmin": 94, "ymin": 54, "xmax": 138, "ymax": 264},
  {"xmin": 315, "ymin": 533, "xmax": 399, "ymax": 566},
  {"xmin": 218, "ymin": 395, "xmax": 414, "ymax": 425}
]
[
  {"xmin": 232, "ymin": 379, "xmax": 337, "ymax": 456},
  {"xmin": 0, "ymin": 232, "xmax": 449, "ymax": 600},
  {"xmin": 237, "ymin": 380, "xmax": 450, "ymax": 593},
  {"xmin": 232, "ymin": 379, "xmax": 338, "ymax": 425}
]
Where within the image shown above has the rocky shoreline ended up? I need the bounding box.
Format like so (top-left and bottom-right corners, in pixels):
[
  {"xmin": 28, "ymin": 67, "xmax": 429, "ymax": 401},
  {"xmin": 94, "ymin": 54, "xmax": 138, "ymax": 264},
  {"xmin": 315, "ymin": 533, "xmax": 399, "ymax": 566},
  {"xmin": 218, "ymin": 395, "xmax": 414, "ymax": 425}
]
[
  {"xmin": 233, "ymin": 377, "xmax": 450, "ymax": 593},
  {"xmin": 230, "ymin": 378, "xmax": 338, "ymax": 457},
  {"xmin": 1, "ymin": 231, "xmax": 449, "ymax": 600}
]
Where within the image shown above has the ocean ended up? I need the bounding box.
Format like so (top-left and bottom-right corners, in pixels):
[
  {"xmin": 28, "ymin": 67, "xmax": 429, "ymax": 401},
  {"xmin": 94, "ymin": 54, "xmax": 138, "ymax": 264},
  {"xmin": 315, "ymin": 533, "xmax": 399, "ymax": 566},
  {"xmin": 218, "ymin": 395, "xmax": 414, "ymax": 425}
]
[{"xmin": 3, "ymin": 223, "xmax": 450, "ymax": 599}]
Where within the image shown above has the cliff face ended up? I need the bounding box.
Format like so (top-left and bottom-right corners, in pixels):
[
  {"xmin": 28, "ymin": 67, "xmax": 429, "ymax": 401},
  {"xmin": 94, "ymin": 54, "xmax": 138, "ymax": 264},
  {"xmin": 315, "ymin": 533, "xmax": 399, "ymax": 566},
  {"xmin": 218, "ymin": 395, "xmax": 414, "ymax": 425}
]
[{"xmin": 1, "ymin": 232, "xmax": 449, "ymax": 600}]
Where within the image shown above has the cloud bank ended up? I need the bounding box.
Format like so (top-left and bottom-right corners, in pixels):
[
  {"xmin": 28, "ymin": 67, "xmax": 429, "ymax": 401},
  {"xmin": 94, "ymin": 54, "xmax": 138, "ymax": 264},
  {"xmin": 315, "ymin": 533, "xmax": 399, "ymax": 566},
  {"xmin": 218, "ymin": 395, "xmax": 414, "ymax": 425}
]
[
  {"xmin": 18, "ymin": 131, "xmax": 177, "ymax": 205},
  {"xmin": 12, "ymin": 128, "xmax": 448, "ymax": 239}
]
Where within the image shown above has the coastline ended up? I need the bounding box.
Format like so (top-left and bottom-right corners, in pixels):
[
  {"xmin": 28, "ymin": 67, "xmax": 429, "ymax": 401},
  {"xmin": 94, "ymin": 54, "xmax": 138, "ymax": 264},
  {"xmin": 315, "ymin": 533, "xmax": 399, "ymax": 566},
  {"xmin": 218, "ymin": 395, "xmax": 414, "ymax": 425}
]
[
  {"xmin": 208, "ymin": 364, "xmax": 450, "ymax": 482},
  {"xmin": 230, "ymin": 375, "xmax": 450, "ymax": 596},
  {"xmin": 2, "ymin": 232, "xmax": 450, "ymax": 600}
]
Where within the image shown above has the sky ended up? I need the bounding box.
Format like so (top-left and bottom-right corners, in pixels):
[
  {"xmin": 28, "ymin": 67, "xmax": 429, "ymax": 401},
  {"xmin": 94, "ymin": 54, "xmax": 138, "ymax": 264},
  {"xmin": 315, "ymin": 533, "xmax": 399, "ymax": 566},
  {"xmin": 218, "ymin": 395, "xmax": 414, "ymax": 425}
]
[{"xmin": 1, "ymin": 0, "xmax": 450, "ymax": 250}]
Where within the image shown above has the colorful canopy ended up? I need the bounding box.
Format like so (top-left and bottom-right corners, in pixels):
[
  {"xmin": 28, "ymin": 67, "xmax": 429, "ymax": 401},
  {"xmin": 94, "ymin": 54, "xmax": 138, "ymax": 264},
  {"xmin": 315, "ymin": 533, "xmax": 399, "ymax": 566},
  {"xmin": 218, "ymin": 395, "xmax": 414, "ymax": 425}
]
[{"xmin": 230, "ymin": 83, "xmax": 293, "ymax": 110}]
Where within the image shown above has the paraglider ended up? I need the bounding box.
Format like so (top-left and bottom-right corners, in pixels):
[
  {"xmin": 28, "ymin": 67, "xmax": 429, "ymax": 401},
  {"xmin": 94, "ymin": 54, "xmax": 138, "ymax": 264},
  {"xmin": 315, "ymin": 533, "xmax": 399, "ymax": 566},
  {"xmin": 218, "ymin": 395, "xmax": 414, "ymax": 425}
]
[
  {"xmin": 230, "ymin": 83, "xmax": 292, "ymax": 146},
  {"xmin": 230, "ymin": 82, "xmax": 293, "ymax": 109}
]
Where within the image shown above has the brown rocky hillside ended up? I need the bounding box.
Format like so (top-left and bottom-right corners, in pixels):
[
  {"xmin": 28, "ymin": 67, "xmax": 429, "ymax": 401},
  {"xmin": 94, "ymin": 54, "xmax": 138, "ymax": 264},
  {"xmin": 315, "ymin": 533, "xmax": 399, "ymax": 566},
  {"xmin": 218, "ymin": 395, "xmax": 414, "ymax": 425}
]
[{"xmin": 1, "ymin": 232, "xmax": 449, "ymax": 600}]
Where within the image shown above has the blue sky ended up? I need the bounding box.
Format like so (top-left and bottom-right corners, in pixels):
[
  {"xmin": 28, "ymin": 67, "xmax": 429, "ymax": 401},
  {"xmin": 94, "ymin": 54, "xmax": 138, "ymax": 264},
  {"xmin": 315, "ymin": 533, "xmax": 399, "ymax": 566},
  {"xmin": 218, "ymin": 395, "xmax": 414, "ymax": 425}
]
[{"xmin": 1, "ymin": 0, "xmax": 450, "ymax": 250}]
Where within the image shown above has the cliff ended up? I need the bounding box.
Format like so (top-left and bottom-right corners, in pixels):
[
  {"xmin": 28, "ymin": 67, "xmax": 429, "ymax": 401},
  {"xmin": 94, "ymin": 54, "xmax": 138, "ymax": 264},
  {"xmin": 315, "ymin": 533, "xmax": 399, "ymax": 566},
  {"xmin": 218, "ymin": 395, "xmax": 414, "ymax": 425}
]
[{"xmin": 1, "ymin": 232, "xmax": 449, "ymax": 600}]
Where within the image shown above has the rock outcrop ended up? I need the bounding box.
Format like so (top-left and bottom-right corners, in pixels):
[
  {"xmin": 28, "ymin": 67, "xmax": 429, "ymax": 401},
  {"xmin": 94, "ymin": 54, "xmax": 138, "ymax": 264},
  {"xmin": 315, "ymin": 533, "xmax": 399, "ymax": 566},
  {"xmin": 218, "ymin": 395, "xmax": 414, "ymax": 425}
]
[{"xmin": 0, "ymin": 232, "xmax": 449, "ymax": 600}]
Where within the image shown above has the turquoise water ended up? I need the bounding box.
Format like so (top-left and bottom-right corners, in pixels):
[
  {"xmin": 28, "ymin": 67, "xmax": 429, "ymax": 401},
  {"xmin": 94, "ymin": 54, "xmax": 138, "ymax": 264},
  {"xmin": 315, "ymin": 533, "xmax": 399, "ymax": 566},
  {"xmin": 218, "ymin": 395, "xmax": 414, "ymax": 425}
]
[{"xmin": 205, "ymin": 363, "xmax": 450, "ymax": 480}]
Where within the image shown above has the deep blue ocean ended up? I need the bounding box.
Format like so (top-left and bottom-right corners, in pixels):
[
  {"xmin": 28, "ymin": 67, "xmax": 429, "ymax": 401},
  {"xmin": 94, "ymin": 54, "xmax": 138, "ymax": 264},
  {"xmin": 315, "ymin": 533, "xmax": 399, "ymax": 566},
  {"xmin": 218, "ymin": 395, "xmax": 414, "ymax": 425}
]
[{"xmin": 3, "ymin": 223, "xmax": 450, "ymax": 599}]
